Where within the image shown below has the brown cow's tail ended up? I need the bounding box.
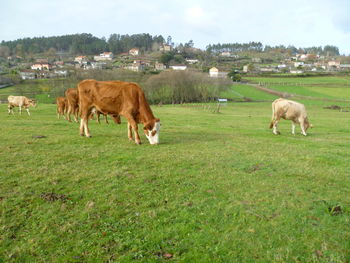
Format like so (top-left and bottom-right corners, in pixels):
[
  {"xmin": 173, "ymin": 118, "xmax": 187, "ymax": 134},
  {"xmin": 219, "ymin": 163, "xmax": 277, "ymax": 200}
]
[{"xmin": 269, "ymin": 101, "xmax": 276, "ymax": 129}]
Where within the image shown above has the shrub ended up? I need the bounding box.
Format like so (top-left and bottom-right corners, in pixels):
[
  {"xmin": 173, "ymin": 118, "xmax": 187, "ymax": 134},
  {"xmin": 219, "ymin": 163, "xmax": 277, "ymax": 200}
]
[{"xmin": 143, "ymin": 70, "xmax": 231, "ymax": 104}]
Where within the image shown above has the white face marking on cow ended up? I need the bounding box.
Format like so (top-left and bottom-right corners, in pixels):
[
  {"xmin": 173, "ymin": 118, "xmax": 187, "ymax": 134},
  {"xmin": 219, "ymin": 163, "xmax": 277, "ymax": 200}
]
[{"xmin": 145, "ymin": 121, "xmax": 161, "ymax": 145}]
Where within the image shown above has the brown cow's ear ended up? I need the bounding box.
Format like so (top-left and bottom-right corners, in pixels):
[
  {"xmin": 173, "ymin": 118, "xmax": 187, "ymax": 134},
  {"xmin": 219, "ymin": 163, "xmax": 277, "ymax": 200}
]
[
  {"xmin": 155, "ymin": 118, "xmax": 160, "ymax": 122},
  {"xmin": 144, "ymin": 124, "xmax": 151, "ymax": 130}
]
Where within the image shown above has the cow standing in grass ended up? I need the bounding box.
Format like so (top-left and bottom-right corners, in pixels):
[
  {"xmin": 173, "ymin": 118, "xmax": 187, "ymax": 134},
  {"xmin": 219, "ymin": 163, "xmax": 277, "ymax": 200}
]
[
  {"xmin": 8, "ymin": 95, "xmax": 36, "ymax": 115},
  {"xmin": 78, "ymin": 79, "xmax": 160, "ymax": 144},
  {"xmin": 56, "ymin": 97, "xmax": 67, "ymax": 119},
  {"xmin": 65, "ymin": 88, "xmax": 79, "ymax": 122},
  {"xmin": 269, "ymin": 98, "xmax": 312, "ymax": 136}
]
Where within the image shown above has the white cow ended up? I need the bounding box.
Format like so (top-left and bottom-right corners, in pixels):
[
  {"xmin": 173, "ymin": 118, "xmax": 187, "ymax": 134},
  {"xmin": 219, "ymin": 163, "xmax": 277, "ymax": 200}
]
[
  {"xmin": 8, "ymin": 95, "xmax": 37, "ymax": 115},
  {"xmin": 269, "ymin": 98, "xmax": 312, "ymax": 136}
]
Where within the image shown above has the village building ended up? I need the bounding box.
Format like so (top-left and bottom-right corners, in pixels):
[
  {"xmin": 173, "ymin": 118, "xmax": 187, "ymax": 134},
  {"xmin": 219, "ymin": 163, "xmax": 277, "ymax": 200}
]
[
  {"xmin": 220, "ymin": 51, "xmax": 231, "ymax": 57},
  {"xmin": 31, "ymin": 63, "xmax": 52, "ymax": 70},
  {"xmin": 74, "ymin": 56, "xmax": 87, "ymax": 64},
  {"xmin": 159, "ymin": 44, "xmax": 172, "ymax": 52},
  {"xmin": 19, "ymin": 70, "xmax": 36, "ymax": 80},
  {"xmin": 129, "ymin": 48, "xmax": 140, "ymax": 56},
  {"xmin": 209, "ymin": 67, "xmax": 228, "ymax": 78},
  {"xmin": 328, "ymin": 61, "xmax": 341, "ymax": 68},
  {"xmin": 170, "ymin": 65, "xmax": 187, "ymax": 71},
  {"xmin": 155, "ymin": 61, "xmax": 166, "ymax": 71},
  {"xmin": 94, "ymin": 52, "xmax": 114, "ymax": 61}
]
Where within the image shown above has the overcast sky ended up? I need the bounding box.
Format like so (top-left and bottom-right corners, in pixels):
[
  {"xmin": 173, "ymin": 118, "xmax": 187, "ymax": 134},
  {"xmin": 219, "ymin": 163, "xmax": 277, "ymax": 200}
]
[{"xmin": 1, "ymin": 0, "xmax": 350, "ymax": 54}]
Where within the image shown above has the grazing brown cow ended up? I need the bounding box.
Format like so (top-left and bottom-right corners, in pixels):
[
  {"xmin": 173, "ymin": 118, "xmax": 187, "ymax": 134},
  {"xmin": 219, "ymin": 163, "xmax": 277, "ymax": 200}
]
[
  {"xmin": 8, "ymin": 95, "xmax": 36, "ymax": 115},
  {"xmin": 65, "ymin": 88, "xmax": 79, "ymax": 122},
  {"xmin": 269, "ymin": 98, "xmax": 312, "ymax": 136},
  {"xmin": 78, "ymin": 79, "xmax": 160, "ymax": 144},
  {"xmin": 56, "ymin": 97, "xmax": 67, "ymax": 119}
]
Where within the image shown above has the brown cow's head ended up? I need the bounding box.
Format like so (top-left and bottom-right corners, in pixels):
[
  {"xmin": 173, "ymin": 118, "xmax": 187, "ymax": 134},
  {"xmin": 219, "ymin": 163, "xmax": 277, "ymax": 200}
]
[{"xmin": 143, "ymin": 118, "xmax": 161, "ymax": 145}]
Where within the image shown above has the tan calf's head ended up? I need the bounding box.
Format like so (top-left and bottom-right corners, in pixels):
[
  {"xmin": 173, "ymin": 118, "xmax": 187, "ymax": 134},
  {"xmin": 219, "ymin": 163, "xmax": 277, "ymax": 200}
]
[
  {"xmin": 143, "ymin": 118, "xmax": 161, "ymax": 145},
  {"xmin": 304, "ymin": 117, "xmax": 312, "ymax": 131},
  {"xmin": 29, "ymin": 99, "xmax": 37, "ymax": 107}
]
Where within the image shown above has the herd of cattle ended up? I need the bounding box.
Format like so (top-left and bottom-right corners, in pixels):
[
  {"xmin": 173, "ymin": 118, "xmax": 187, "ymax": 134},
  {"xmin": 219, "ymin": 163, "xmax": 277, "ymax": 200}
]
[{"xmin": 6, "ymin": 79, "xmax": 313, "ymax": 144}]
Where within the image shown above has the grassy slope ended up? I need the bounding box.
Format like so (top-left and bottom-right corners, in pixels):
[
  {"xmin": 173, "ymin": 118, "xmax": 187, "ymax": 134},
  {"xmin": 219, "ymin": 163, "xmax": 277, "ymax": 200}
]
[{"xmin": 1, "ymin": 102, "xmax": 350, "ymax": 262}]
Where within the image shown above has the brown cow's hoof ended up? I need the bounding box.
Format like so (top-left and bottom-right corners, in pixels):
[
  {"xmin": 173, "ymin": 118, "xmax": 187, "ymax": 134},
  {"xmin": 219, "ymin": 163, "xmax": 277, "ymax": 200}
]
[{"xmin": 136, "ymin": 141, "xmax": 142, "ymax": 145}]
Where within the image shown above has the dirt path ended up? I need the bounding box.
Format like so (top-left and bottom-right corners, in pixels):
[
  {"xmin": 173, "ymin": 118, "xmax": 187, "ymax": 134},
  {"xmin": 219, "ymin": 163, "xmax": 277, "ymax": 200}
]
[{"xmin": 246, "ymin": 83, "xmax": 350, "ymax": 103}]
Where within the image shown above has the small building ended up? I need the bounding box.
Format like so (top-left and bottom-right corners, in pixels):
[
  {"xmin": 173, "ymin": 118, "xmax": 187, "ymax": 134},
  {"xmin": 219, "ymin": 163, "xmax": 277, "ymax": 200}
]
[
  {"xmin": 31, "ymin": 63, "xmax": 52, "ymax": 70},
  {"xmin": 185, "ymin": 59, "xmax": 199, "ymax": 64},
  {"xmin": 290, "ymin": 70, "xmax": 304, "ymax": 74},
  {"xmin": 94, "ymin": 52, "xmax": 114, "ymax": 61},
  {"xmin": 74, "ymin": 56, "xmax": 87, "ymax": 64},
  {"xmin": 91, "ymin": 62, "xmax": 107, "ymax": 70},
  {"xmin": 125, "ymin": 61, "xmax": 145, "ymax": 72},
  {"xmin": 220, "ymin": 51, "xmax": 231, "ymax": 57},
  {"xmin": 209, "ymin": 67, "xmax": 228, "ymax": 78},
  {"xmin": 328, "ymin": 61, "xmax": 341, "ymax": 68},
  {"xmin": 129, "ymin": 48, "xmax": 140, "ymax": 56},
  {"xmin": 160, "ymin": 44, "xmax": 172, "ymax": 52},
  {"xmin": 294, "ymin": 61, "xmax": 304, "ymax": 68},
  {"xmin": 19, "ymin": 70, "xmax": 36, "ymax": 80},
  {"xmin": 170, "ymin": 65, "xmax": 187, "ymax": 71},
  {"xmin": 155, "ymin": 61, "xmax": 166, "ymax": 71},
  {"xmin": 209, "ymin": 67, "xmax": 219, "ymax": 77}
]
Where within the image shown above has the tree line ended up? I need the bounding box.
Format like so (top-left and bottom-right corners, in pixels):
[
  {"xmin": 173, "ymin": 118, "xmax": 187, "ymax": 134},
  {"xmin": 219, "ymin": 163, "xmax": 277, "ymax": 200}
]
[
  {"xmin": 0, "ymin": 33, "xmax": 166, "ymax": 57},
  {"xmin": 207, "ymin": 42, "xmax": 340, "ymax": 56}
]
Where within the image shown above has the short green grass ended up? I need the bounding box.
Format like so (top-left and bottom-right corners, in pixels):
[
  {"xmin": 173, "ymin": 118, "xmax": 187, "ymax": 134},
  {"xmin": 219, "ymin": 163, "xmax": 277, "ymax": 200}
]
[{"xmin": 1, "ymin": 101, "xmax": 350, "ymax": 262}]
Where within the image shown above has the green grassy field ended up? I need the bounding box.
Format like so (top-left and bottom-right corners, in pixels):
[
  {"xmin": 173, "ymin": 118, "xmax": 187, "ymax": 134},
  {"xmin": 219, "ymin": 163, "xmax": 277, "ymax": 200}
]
[{"xmin": 1, "ymin": 95, "xmax": 350, "ymax": 262}]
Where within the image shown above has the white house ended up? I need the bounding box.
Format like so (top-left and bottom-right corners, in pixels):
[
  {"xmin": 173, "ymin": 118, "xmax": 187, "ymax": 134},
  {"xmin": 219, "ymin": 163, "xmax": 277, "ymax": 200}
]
[
  {"xmin": 209, "ymin": 67, "xmax": 219, "ymax": 77},
  {"xmin": 170, "ymin": 65, "xmax": 187, "ymax": 71},
  {"xmin": 31, "ymin": 63, "xmax": 52, "ymax": 70},
  {"xmin": 94, "ymin": 52, "xmax": 114, "ymax": 61},
  {"xmin": 209, "ymin": 67, "xmax": 228, "ymax": 78},
  {"xmin": 185, "ymin": 59, "xmax": 199, "ymax": 64},
  {"xmin": 129, "ymin": 48, "xmax": 139, "ymax": 56},
  {"xmin": 294, "ymin": 61, "xmax": 304, "ymax": 68},
  {"xmin": 155, "ymin": 61, "xmax": 166, "ymax": 71},
  {"xmin": 74, "ymin": 56, "xmax": 87, "ymax": 64}
]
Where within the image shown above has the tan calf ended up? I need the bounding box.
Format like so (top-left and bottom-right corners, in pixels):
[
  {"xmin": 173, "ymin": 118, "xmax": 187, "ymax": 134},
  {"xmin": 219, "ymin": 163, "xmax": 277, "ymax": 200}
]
[
  {"xmin": 269, "ymin": 98, "xmax": 312, "ymax": 136},
  {"xmin": 8, "ymin": 95, "xmax": 36, "ymax": 115}
]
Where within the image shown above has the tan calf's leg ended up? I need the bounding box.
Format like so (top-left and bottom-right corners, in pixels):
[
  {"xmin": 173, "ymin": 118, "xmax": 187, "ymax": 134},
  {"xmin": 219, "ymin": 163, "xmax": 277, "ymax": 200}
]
[
  {"xmin": 272, "ymin": 119, "xmax": 280, "ymax": 135},
  {"xmin": 300, "ymin": 122, "xmax": 307, "ymax": 136},
  {"xmin": 291, "ymin": 122, "xmax": 296, "ymax": 135}
]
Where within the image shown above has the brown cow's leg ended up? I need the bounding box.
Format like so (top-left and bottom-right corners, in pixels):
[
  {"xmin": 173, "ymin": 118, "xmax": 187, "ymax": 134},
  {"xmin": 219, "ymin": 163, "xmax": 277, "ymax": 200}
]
[
  {"xmin": 127, "ymin": 122, "xmax": 133, "ymax": 141},
  {"xmin": 74, "ymin": 107, "xmax": 79, "ymax": 123},
  {"xmin": 67, "ymin": 104, "xmax": 72, "ymax": 122},
  {"xmin": 80, "ymin": 113, "xmax": 91, "ymax": 137},
  {"xmin": 79, "ymin": 118, "xmax": 85, "ymax": 136},
  {"xmin": 96, "ymin": 112, "xmax": 101, "ymax": 124},
  {"xmin": 104, "ymin": 114, "xmax": 109, "ymax": 124},
  {"xmin": 125, "ymin": 116, "xmax": 141, "ymax": 144}
]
